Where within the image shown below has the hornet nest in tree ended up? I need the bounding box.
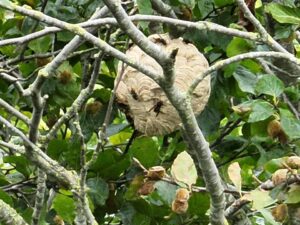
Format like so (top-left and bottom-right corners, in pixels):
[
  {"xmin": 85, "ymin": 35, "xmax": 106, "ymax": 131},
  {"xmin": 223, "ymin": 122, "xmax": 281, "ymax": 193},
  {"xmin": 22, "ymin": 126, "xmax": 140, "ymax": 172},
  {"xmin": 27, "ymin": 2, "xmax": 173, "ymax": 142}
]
[{"xmin": 115, "ymin": 34, "xmax": 210, "ymax": 136}]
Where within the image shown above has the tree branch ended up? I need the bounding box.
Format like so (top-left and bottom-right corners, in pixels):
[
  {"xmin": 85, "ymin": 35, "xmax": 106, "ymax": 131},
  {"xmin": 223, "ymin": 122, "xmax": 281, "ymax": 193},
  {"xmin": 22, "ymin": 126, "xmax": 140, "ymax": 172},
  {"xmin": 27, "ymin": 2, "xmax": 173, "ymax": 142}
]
[
  {"xmin": 236, "ymin": 0, "xmax": 289, "ymax": 53},
  {"xmin": 189, "ymin": 51, "xmax": 300, "ymax": 94},
  {"xmin": 102, "ymin": 1, "xmax": 225, "ymax": 224},
  {"xmin": 0, "ymin": 199, "xmax": 29, "ymax": 225},
  {"xmin": 0, "ymin": 115, "xmax": 79, "ymax": 188},
  {"xmin": 0, "ymin": 15, "xmax": 260, "ymax": 48},
  {"xmin": 0, "ymin": 3, "xmax": 161, "ymax": 96},
  {"xmin": 0, "ymin": 99, "xmax": 30, "ymax": 125}
]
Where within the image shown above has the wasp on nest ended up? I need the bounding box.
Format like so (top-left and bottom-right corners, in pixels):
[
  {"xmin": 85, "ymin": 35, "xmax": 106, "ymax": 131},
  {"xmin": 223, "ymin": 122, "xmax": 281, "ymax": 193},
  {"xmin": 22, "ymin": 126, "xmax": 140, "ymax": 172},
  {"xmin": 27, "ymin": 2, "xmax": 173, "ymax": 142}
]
[{"xmin": 115, "ymin": 34, "xmax": 210, "ymax": 136}]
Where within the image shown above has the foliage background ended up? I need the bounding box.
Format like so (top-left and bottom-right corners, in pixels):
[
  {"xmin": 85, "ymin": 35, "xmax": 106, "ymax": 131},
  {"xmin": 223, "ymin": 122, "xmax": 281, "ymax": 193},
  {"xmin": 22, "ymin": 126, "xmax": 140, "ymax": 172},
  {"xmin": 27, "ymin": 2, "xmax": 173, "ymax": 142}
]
[{"xmin": 0, "ymin": 0, "xmax": 300, "ymax": 224}]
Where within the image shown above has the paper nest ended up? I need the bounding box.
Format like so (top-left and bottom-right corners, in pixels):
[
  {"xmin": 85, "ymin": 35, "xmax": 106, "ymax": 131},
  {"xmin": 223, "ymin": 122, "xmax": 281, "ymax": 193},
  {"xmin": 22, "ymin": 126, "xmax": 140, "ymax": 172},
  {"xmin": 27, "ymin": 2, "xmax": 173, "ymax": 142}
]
[{"xmin": 115, "ymin": 34, "xmax": 211, "ymax": 136}]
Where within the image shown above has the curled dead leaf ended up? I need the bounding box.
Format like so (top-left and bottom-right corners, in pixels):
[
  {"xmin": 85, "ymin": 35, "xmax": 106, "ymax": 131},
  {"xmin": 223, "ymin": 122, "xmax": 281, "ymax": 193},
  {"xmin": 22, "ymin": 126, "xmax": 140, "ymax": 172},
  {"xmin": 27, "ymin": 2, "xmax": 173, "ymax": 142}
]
[
  {"xmin": 272, "ymin": 169, "xmax": 289, "ymax": 186},
  {"xmin": 138, "ymin": 180, "xmax": 156, "ymax": 195},
  {"xmin": 58, "ymin": 70, "xmax": 72, "ymax": 84},
  {"xmin": 175, "ymin": 188, "xmax": 190, "ymax": 203},
  {"xmin": 272, "ymin": 204, "xmax": 288, "ymax": 222},
  {"xmin": 36, "ymin": 57, "xmax": 52, "ymax": 67},
  {"xmin": 53, "ymin": 215, "xmax": 65, "ymax": 225},
  {"xmin": 286, "ymin": 156, "xmax": 300, "ymax": 169},
  {"xmin": 171, "ymin": 200, "xmax": 189, "ymax": 214},
  {"xmin": 147, "ymin": 166, "xmax": 166, "ymax": 180},
  {"xmin": 171, "ymin": 188, "xmax": 190, "ymax": 214},
  {"xmin": 85, "ymin": 101, "xmax": 103, "ymax": 115},
  {"xmin": 267, "ymin": 119, "xmax": 288, "ymax": 144}
]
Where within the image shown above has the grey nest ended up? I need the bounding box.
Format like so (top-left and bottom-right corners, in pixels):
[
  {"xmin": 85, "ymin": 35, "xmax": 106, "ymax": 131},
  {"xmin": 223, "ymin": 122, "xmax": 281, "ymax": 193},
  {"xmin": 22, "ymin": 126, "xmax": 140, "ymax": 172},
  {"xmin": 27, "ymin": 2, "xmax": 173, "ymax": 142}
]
[{"xmin": 115, "ymin": 34, "xmax": 211, "ymax": 136}]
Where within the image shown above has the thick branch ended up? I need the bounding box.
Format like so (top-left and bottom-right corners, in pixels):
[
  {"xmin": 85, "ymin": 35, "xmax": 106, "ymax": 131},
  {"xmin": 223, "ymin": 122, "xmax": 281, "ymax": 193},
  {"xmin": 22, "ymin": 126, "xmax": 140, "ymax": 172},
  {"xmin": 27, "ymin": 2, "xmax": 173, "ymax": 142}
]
[
  {"xmin": 32, "ymin": 170, "xmax": 47, "ymax": 225},
  {"xmin": 0, "ymin": 27, "xmax": 59, "ymax": 47},
  {"xmin": 0, "ymin": 99, "xmax": 30, "ymax": 125},
  {"xmin": 170, "ymin": 91, "xmax": 225, "ymax": 225},
  {"xmin": 0, "ymin": 115, "xmax": 78, "ymax": 188},
  {"xmin": 100, "ymin": 1, "xmax": 225, "ymax": 224},
  {"xmin": 150, "ymin": 0, "xmax": 177, "ymax": 18},
  {"xmin": 0, "ymin": 199, "xmax": 28, "ymax": 225},
  {"xmin": 0, "ymin": 71, "xmax": 25, "ymax": 94},
  {"xmin": 0, "ymin": 140, "xmax": 25, "ymax": 154}
]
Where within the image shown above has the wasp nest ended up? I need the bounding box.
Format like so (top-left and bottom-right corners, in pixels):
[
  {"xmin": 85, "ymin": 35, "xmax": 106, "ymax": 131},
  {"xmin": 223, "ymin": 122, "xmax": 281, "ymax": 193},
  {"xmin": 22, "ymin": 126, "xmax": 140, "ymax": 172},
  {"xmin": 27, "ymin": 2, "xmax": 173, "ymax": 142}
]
[{"xmin": 116, "ymin": 34, "xmax": 210, "ymax": 136}]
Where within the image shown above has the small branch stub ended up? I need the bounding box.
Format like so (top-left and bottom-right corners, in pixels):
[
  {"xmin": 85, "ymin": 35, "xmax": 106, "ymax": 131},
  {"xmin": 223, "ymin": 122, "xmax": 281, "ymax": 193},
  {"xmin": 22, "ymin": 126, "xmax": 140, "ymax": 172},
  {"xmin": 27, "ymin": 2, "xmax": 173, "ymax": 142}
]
[{"xmin": 115, "ymin": 34, "xmax": 210, "ymax": 136}]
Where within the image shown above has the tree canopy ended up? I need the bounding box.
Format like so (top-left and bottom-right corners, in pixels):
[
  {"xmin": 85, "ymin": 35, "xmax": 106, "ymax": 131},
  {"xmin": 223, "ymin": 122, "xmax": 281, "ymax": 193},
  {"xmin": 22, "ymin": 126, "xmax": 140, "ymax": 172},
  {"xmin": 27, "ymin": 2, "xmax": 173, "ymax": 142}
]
[{"xmin": 0, "ymin": 0, "xmax": 300, "ymax": 225}]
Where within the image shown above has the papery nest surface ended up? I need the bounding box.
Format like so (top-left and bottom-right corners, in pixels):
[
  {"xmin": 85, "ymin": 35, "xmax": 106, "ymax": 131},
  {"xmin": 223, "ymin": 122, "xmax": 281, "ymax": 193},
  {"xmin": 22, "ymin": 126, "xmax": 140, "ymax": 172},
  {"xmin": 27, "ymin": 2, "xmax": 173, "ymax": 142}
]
[{"xmin": 115, "ymin": 34, "xmax": 211, "ymax": 136}]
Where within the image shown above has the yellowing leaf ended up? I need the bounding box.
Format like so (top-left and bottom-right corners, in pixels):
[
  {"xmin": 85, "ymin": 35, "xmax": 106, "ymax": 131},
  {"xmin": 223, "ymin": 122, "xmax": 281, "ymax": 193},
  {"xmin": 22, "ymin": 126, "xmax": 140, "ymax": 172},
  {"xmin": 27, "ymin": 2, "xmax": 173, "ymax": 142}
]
[
  {"xmin": 171, "ymin": 151, "xmax": 197, "ymax": 188},
  {"xmin": 228, "ymin": 162, "xmax": 242, "ymax": 195},
  {"xmin": 247, "ymin": 189, "xmax": 276, "ymax": 210}
]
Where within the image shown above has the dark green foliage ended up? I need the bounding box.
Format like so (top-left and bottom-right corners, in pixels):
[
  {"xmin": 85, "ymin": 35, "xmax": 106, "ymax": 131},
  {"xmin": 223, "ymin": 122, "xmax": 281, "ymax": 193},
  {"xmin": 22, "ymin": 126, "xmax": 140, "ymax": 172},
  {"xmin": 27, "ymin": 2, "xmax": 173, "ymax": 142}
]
[{"xmin": 0, "ymin": 0, "xmax": 300, "ymax": 224}]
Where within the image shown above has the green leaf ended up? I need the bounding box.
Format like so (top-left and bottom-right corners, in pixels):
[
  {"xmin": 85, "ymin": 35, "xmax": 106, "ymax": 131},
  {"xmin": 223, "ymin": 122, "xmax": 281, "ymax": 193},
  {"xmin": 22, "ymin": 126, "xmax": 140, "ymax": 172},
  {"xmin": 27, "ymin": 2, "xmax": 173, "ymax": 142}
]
[
  {"xmin": 125, "ymin": 176, "xmax": 144, "ymax": 200},
  {"xmin": 161, "ymin": 133, "xmax": 186, "ymax": 162},
  {"xmin": 52, "ymin": 193, "xmax": 76, "ymax": 223},
  {"xmin": 121, "ymin": 200, "xmax": 157, "ymax": 225},
  {"xmin": 197, "ymin": 103, "xmax": 221, "ymax": 136},
  {"xmin": 275, "ymin": 0, "xmax": 296, "ymax": 7},
  {"xmin": 241, "ymin": 59, "xmax": 262, "ymax": 73},
  {"xmin": 226, "ymin": 37, "xmax": 253, "ymax": 57},
  {"xmin": 47, "ymin": 139, "xmax": 69, "ymax": 160},
  {"xmin": 47, "ymin": 140, "xmax": 80, "ymax": 170},
  {"xmin": 45, "ymin": 2, "xmax": 80, "ymax": 23},
  {"xmin": 28, "ymin": 35, "xmax": 52, "ymax": 53},
  {"xmin": 106, "ymin": 123, "xmax": 130, "ymax": 137},
  {"xmin": 3, "ymin": 155, "xmax": 32, "ymax": 177},
  {"xmin": 0, "ymin": 45, "xmax": 16, "ymax": 57},
  {"xmin": 136, "ymin": 0, "xmax": 153, "ymax": 15},
  {"xmin": 274, "ymin": 24, "xmax": 294, "ymax": 39},
  {"xmin": 285, "ymin": 185, "xmax": 300, "ymax": 204},
  {"xmin": 265, "ymin": 3, "xmax": 300, "ymax": 24},
  {"xmin": 130, "ymin": 137, "xmax": 160, "ymax": 168},
  {"xmin": 132, "ymin": 213, "xmax": 151, "ymax": 225},
  {"xmin": 136, "ymin": 0, "xmax": 152, "ymax": 30},
  {"xmin": 90, "ymin": 149, "xmax": 131, "ymax": 180},
  {"xmin": 197, "ymin": 0, "xmax": 213, "ymax": 18},
  {"xmin": 255, "ymin": 74, "xmax": 285, "ymax": 97},
  {"xmin": 0, "ymin": 174, "xmax": 9, "ymax": 186},
  {"xmin": 57, "ymin": 31, "xmax": 75, "ymax": 42},
  {"xmin": 233, "ymin": 67, "xmax": 258, "ymax": 94},
  {"xmin": 248, "ymin": 100, "xmax": 274, "ymax": 123},
  {"xmin": 171, "ymin": 151, "xmax": 197, "ymax": 187},
  {"xmin": 214, "ymin": 0, "xmax": 234, "ymax": 7},
  {"xmin": 63, "ymin": 141, "xmax": 81, "ymax": 171},
  {"xmin": 0, "ymin": 189, "xmax": 13, "ymax": 206},
  {"xmin": 19, "ymin": 61, "xmax": 36, "ymax": 77},
  {"xmin": 188, "ymin": 192, "xmax": 210, "ymax": 220},
  {"xmin": 264, "ymin": 158, "xmax": 286, "ymax": 174},
  {"xmin": 87, "ymin": 177, "xmax": 109, "ymax": 206},
  {"xmin": 280, "ymin": 113, "xmax": 300, "ymax": 139},
  {"xmin": 154, "ymin": 181, "xmax": 177, "ymax": 205},
  {"xmin": 80, "ymin": 103, "xmax": 109, "ymax": 141}
]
